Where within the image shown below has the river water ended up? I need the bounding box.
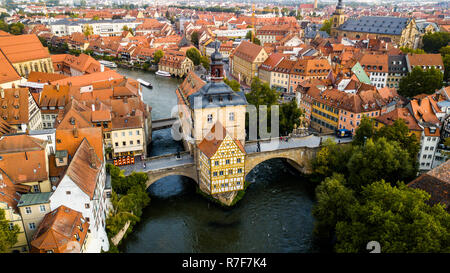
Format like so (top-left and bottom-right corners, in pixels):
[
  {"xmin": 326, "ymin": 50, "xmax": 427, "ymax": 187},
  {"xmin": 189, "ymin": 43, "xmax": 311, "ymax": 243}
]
[{"xmin": 114, "ymin": 67, "xmax": 318, "ymax": 253}]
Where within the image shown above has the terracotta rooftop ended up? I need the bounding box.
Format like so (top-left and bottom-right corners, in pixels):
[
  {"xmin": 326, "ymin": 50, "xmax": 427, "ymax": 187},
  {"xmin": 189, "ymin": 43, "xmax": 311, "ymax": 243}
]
[
  {"xmin": 0, "ymin": 87, "xmax": 30, "ymax": 125},
  {"xmin": 56, "ymin": 127, "xmax": 103, "ymax": 160},
  {"xmin": 198, "ymin": 122, "xmax": 245, "ymax": 158},
  {"xmin": 375, "ymin": 107, "xmax": 422, "ymax": 131},
  {"xmin": 408, "ymin": 53, "xmax": 444, "ymax": 69},
  {"xmin": 65, "ymin": 138, "xmax": 102, "ymax": 199},
  {"xmin": 0, "ymin": 34, "xmax": 50, "ymax": 63},
  {"xmin": 27, "ymin": 71, "xmax": 69, "ymax": 83},
  {"xmin": 0, "ymin": 50, "xmax": 21, "ymax": 85},
  {"xmin": 233, "ymin": 40, "xmax": 264, "ymax": 63},
  {"xmin": 31, "ymin": 205, "xmax": 88, "ymax": 253},
  {"xmin": 408, "ymin": 160, "xmax": 450, "ymax": 212}
]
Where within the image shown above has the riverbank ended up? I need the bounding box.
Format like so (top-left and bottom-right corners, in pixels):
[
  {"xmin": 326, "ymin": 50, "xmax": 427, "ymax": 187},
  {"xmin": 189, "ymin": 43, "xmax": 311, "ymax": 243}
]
[{"xmin": 105, "ymin": 164, "xmax": 151, "ymax": 253}]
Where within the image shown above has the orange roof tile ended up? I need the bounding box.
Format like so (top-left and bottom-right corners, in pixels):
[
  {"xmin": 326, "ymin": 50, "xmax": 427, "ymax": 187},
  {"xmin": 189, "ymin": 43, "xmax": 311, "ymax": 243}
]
[
  {"xmin": 0, "ymin": 34, "xmax": 50, "ymax": 63},
  {"xmin": 31, "ymin": 205, "xmax": 88, "ymax": 253}
]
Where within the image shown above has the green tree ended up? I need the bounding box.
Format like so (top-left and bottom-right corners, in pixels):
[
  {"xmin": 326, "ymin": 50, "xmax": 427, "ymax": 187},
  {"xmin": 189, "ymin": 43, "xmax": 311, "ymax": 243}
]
[
  {"xmin": 224, "ymin": 78, "xmax": 240, "ymax": 92},
  {"xmin": 0, "ymin": 208, "xmax": 19, "ymax": 253},
  {"xmin": 346, "ymin": 137, "xmax": 416, "ymax": 191},
  {"xmin": 200, "ymin": 55, "xmax": 210, "ymax": 70},
  {"xmin": 83, "ymin": 24, "xmax": 93, "ymax": 36},
  {"xmin": 312, "ymin": 173, "xmax": 357, "ymax": 241},
  {"xmin": 191, "ymin": 31, "xmax": 199, "ymax": 47},
  {"xmin": 439, "ymin": 46, "xmax": 450, "ymax": 56},
  {"xmin": 311, "ymin": 138, "xmax": 353, "ymax": 180},
  {"xmin": 320, "ymin": 18, "xmax": 332, "ymax": 35},
  {"xmin": 422, "ymin": 32, "xmax": 450, "ymax": 53},
  {"xmin": 398, "ymin": 66, "xmax": 443, "ymax": 98},
  {"xmin": 245, "ymin": 30, "xmax": 261, "ymax": 45},
  {"xmin": 186, "ymin": 47, "xmax": 201, "ymax": 66},
  {"xmin": 352, "ymin": 116, "xmax": 376, "ymax": 146},
  {"xmin": 376, "ymin": 118, "xmax": 420, "ymax": 161},
  {"xmin": 443, "ymin": 54, "xmax": 450, "ymax": 83},
  {"xmin": 279, "ymin": 100, "xmax": 303, "ymax": 136},
  {"xmin": 122, "ymin": 25, "xmax": 134, "ymax": 35},
  {"xmin": 400, "ymin": 47, "xmax": 425, "ymax": 54},
  {"xmin": 335, "ymin": 180, "xmax": 450, "ymax": 253},
  {"xmin": 153, "ymin": 50, "xmax": 164, "ymax": 65}
]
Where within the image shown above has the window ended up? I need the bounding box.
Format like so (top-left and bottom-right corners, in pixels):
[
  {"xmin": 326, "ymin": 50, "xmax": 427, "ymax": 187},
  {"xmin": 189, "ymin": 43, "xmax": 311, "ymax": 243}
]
[
  {"xmin": 33, "ymin": 185, "xmax": 40, "ymax": 192},
  {"xmin": 29, "ymin": 223, "xmax": 36, "ymax": 230},
  {"xmin": 207, "ymin": 114, "xmax": 213, "ymax": 123},
  {"xmin": 129, "ymin": 131, "xmax": 133, "ymax": 136},
  {"xmin": 213, "ymin": 172, "xmax": 218, "ymax": 177},
  {"xmin": 219, "ymin": 171, "xmax": 224, "ymax": 176},
  {"xmin": 226, "ymin": 159, "xmax": 230, "ymax": 165},
  {"xmin": 122, "ymin": 132, "xmax": 125, "ymax": 137},
  {"xmin": 122, "ymin": 141, "xmax": 126, "ymax": 146},
  {"xmin": 228, "ymin": 169, "xmax": 233, "ymax": 175},
  {"xmin": 25, "ymin": 207, "xmax": 32, "ymax": 214},
  {"xmin": 137, "ymin": 140, "xmax": 141, "ymax": 145},
  {"xmin": 66, "ymin": 191, "xmax": 71, "ymax": 195},
  {"xmin": 40, "ymin": 205, "xmax": 46, "ymax": 213},
  {"xmin": 136, "ymin": 130, "xmax": 140, "ymax": 135},
  {"xmin": 229, "ymin": 112, "xmax": 235, "ymax": 121},
  {"xmin": 237, "ymin": 158, "xmax": 241, "ymax": 163},
  {"xmin": 215, "ymin": 161, "xmax": 219, "ymax": 166},
  {"xmin": 9, "ymin": 223, "xmax": 14, "ymax": 230},
  {"xmin": 85, "ymin": 203, "xmax": 90, "ymax": 209},
  {"xmin": 237, "ymin": 168, "xmax": 242, "ymax": 173},
  {"xmin": 115, "ymin": 142, "xmax": 118, "ymax": 147},
  {"xmin": 130, "ymin": 141, "xmax": 133, "ymax": 145}
]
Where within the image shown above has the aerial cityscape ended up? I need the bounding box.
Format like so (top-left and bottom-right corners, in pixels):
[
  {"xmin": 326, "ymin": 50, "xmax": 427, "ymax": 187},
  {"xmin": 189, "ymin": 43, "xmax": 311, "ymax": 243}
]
[{"xmin": 0, "ymin": 0, "xmax": 449, "ymax": 256}]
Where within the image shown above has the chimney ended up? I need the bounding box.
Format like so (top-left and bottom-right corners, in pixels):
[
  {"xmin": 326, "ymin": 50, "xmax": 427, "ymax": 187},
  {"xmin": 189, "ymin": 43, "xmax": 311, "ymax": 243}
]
[
  {"xmin": 89, "ymin": 147, "xmax": 96, "ymax": 168},
  {"xmin": 73, "ymin": 127, "xmax": 78, "ymax": 138},
  {"xmin": 0, "ymin": 88, "xmax": 3, "ymax": 99},
  {"xmin": 56, "ymin": 83, "xmax": 60, "ymax": 91},
  {"xmin": 91, "ymin": 104, "xmax": 95, "ymax": 112},
  {"xmin": 100, "ymin": 64, "xmax": 104, "ymax": 72}
]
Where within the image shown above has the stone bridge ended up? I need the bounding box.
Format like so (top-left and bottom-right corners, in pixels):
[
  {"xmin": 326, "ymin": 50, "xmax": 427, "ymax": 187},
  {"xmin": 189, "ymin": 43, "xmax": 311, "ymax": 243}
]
[
  {"xmin": 152, "ymin": 117, "xmax": 178, "ymax": 131},
  {"xmin": 145, "ymin": 161, "xmax": 198, "ymax": 188},
  {"xmin": 245, "ymin": 146, "xmax": 319, "ymax": 176}
]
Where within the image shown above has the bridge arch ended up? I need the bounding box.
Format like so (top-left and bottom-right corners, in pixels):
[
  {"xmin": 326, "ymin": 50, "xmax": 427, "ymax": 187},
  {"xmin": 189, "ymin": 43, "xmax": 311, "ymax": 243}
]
[
  {"xmin": 145, "ymin": 163, "xmax": 198, "ymax": 189},
  {"xmin": 244, "ymin": 147, "xmax": 318, "ymax": 177}
]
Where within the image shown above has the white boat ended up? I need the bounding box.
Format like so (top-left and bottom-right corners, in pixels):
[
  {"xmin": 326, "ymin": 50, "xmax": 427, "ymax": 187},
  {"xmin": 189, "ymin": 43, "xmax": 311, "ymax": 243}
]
[
  {"xmin": 155, "ymin": 70, "xmax": 171, "ymax": 77},
  {"xmin": 137, "ymin": 78, "xmax": 152, "ymax": 88},
  {"xmin": 99, "ymin": 60, "xmax": 118, "ymax": 68}
]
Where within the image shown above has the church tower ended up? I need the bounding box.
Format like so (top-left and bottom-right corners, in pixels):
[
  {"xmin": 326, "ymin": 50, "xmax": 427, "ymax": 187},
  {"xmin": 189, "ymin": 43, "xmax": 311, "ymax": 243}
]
[{"xmin": 330, "ymin": 0, "xmax": 346, "ymax": 37}]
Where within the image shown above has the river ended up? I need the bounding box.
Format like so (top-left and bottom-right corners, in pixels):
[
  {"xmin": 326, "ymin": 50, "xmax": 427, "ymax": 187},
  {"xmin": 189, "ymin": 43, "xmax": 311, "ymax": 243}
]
[{"xmin": 114, "ymin": 67, "xmax": 319, "ymax": 253}]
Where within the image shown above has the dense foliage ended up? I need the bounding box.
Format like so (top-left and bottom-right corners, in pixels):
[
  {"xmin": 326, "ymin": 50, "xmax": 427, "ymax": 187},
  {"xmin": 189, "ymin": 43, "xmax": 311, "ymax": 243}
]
[
  {"xmin": 320, "ymin": 19, "xmax": 332, "ymax": 35},
  {"xmin": 310, "ymin": 117, "xmax": 450, "ymax": 252},
  {"xmin": 153, "ymin": 50, "xmax": 164, "ymax": 65},
  {"xmin": 105, "ymin": 164, "xmax": 150, "ymax": 248},
  {"xmin": 245, "ymin": 31, "xmax": 261, "ymax": 46},
  {"xmin": 398, "ymin": 66, "xmax": 443, "ymax": 98},
  {"xmin": 422, "ymin": 32, "xmax": 450, "ymax": 53},
  {"xmin": 191, "ymin": 31, "xmax": 199, "ymax": 48},
  {"xmin": 186, "ymin": 47, "xmax": 201, "ymax": 66},
  {"xmin": 224, "ymin": 78, "xmax": 240, "ymax": 92},
  {"xmin": 0, "ymin": 208, "xmax": 19, "ymax": 253}
]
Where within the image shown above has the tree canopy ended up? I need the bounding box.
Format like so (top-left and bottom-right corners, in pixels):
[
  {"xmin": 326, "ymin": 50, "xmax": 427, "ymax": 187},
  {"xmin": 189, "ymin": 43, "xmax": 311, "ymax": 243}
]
[
  {"xmin": 224, "ymin": 78, "xmax": 240, "ymax": 92},
  {"xmin": 398, "ymin": 66, "xmax": 443, "ymax": 98},
  {"xmin": 153, "ymin": 50, "xmax": 164, "ymax": 65},
  {"xmin": 191, "ymin": 31, "xmax": 199, "ymax": 48},
  {"xmin": 186, "ymin": 47, "xmax": 201, "ymax": 66},
  {"xmin": 0, "ymin": 208, "xmax": 19, "ymax": 253},
  {"xmin": 334, "ymin": 180, "xmax": 450, "ymax": 253},
  {"xmin": 422, "ymin": 32, "xmax": 450, "ymax": 53},
  {"xmin": 320, "ymin": 19, "xmax": 332, "ymax": 35},
  {"xmin": 245, "ymin": 30, "xmax": 261, "ymax": 46}
]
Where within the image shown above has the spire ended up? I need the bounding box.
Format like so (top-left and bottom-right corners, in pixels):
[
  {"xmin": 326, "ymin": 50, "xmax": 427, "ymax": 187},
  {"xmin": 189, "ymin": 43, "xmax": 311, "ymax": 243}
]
[{"xmin": 337, "ymin": 0, "xmax": 343, "ymax": 10}]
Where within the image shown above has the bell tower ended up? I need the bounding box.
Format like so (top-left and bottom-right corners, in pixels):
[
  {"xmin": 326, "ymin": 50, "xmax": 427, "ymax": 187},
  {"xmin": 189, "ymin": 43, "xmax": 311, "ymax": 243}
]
[
  {"xmin": 330, "ymin": 0, "xmax": 346, "ymax": 37},
  {"xmin": 210, "ymin": 42, "xmax": 224, "ymax": 83}
]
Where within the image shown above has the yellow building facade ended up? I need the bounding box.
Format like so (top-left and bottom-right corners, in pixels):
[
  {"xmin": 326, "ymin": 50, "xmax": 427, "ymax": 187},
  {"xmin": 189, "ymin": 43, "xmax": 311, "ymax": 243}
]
[{"xmin": 198, "ymin": 127, "xmax": 246, "ymax": 195}]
